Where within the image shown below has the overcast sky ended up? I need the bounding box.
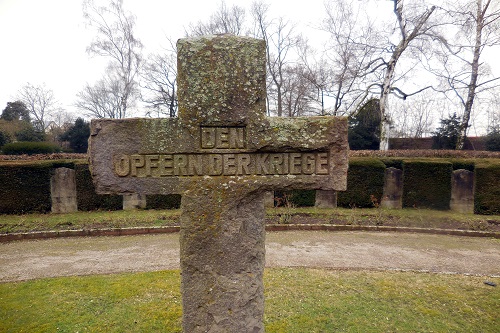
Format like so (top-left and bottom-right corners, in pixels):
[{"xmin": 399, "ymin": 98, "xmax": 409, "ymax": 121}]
[
  {"xmin": 0, "ymin": 0, "xmax": 498, "ymax": 135},
  {"xmin": 0, "ymin": 0, "xmax": 359, "ymax": 116}
]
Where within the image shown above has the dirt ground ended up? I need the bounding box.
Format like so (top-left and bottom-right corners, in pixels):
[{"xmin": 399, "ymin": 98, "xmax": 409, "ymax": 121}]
[{"xmin": 1, "ymin": 231, "xmax": 499, "ymax": 282}]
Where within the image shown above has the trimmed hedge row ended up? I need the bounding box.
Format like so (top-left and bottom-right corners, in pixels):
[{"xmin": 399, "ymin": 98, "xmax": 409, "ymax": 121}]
[
  {"xmin": 0, "ymin": 162, "xmax": 182, "ymax": 214},
  {"xmin": 2, "ymin": 142, "xmax": 62, "ymax": 155},
  {"xmin": 0, "ymin": 161, "xmax": 74, "ymax": 214},
  {"xmin": 0, "ymin": 158, "xmax": 499, "ymax": 214},
  {"xmin": 337, "ymin": 158, "xmax": 386, "ymax": 208},
  {"xmin": 74, "ymin": 163, "xmax": 123, "ymax": 211},
  {"xmin": 402, "ymin": 161, "xmax": 452, "ymax": 210},
  {"xmin": 0, "ymin": 163, "xmax": 53, "ymax": 213},
  {"xmin": 474, "ymin": 162, "xmax": 500, "ymax": 215}
]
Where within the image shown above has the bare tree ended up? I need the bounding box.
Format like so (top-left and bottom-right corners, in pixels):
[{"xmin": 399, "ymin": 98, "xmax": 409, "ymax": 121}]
[
  {"xmin": 76, "ymin": 76, "xmax": 124, "ymax": 119},
  {"xmin": 389, "ymin": 90, "xmax": 443, "ymax": 138},
  {"xmin": 185, "ymin": 0, "xmax": 246, "ymax": 36},
  {"xmin": 79, "ymin": 0, "xmax": 142, "ymax": 119},
  {"xmin": 17, "ymin": 83, "xmax": 59, "ymax": 132},
  {"xmin": 431, "ymin": 0, "xmax": 500, "ymax": 149},
  {"xmin": 320, "ymin": 0, "xmax": 378, "ymax": 116},
  {"xmin": 371, "ymin": 0, "xmax": 437, "ymax": 150},
  {"xmin": 281, "ymin": 64, "xmax": 318, "ymax": 117},
  {"xmin": 251, "ymin": 1, "xmax": 300, "ymax": 116},
  {"xmin": 140, "ymin": 41, "xmax": 178, "ymax": 118}
]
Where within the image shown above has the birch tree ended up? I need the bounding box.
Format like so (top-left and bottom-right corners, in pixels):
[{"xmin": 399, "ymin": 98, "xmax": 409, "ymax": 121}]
[
  {"xmin": 432, "ymin": 0, "xmax": 500, "ymax": 149},
  {"xmin": 375, "ymin": 0, "xmax": 437, "ymax": 150}
]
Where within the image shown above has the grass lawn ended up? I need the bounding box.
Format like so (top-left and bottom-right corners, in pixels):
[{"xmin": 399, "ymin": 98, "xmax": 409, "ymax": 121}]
[
  {"xmin": 1, "ymin": 268, "xmax": 498, "ymax": 332},
  {"xmin": 1, "ymin": 207, "xmax": 500, "ymax": 234}
]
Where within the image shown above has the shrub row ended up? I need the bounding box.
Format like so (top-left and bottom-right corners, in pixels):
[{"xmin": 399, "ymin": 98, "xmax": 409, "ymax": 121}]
[
  {"xmin": 0, "ymin": 162, "xmax": 181, "ymax": 214},
  {"xmin": 474, "ymin": 161, "xmax": 500, "ymax": 215},
  {"xmin": 402, "ymin": 161, "xmax": 452, "ymax": 210},
  {"xmin": 0, "ymin": 158, "xmax": 498, "ymax": 214},
  {"xmin": 337, "ymin": 158, "xmax": 386, "ymax": 208},
  {"xmin": 2, "ymin": 142, "xmax": 62, "ymax": 155},
  {"xmin": 291, "ymin": 157, "xmax": 499, "ymax": 214}
]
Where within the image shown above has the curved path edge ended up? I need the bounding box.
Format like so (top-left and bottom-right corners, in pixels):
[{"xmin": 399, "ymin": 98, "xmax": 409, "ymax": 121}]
[{"xmin": 1, "ymin": 224, "xmax": 499, "ymax": 243}]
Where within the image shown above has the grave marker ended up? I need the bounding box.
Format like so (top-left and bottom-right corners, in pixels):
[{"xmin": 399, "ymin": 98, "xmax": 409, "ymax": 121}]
[{"xmin": 89, "ymin": 34, "xmax": 348, "ymax": 332}]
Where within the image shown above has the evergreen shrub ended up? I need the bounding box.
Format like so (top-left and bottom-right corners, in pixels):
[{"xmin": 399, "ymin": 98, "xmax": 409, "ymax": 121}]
[
  {"xmin": 75, "ymin": 163, "xmax": 122, "ymax": 211},
  {"xmin": 402, "ymin": 160, "xmax": 452, "ymax": 210},
  {"xmin": 474, "ymin": 161, "xmax": 500, "ymax": 215},
  {"xmin": 146, "ymin": 194, "xmax": 182, "ymax": 209},
  {"xmin": 0, "ymin": 162, "xmax": 53, "ymax": 213},
  {"xmin": 289, "ymin": 190, "xmax": 316, "ymax": 207},
  {"xmin": 380, "ymin": 158, "xmax": 403, "ymax": 169},
  {"xmin": 3, "ymin": 141, "xmax": 61, "ymax": 155},
  {"xmin": 337, "ymin": 158, "xmax": 386, "ymax": 208}
]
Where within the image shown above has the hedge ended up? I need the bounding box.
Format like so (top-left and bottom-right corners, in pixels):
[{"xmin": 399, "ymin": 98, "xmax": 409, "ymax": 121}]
[
  {"xmin": 474, "ymin": 161, "xmax": 500, "ymax": 215},
  {"xmin": 402, "ymin": 160, "xmax": 452, "ymax": 210},
  {"xmin": 2, "ymin": 141, "xmax": 61, "ymax": 155},
  {"xmin": 146, "ymin": 194, "xmax": 182, "ymax": 209},
  {"xmin": 75, "ymin": 163, "xmax": 122, "ymax": 211},
  {"xmin": 337, "ymin": 158, "xmax": 386, "ymax": 208},
  {"xmin": 0, "ymin": 162, "xmax": 54, "ymax": 214},
  {"xmin": 0, "ymin": 158, "xmax": 499, "ymax": 215},
  {"xmin": 275, "ymin": 190, "xmax": 316, "ymax": 207}
]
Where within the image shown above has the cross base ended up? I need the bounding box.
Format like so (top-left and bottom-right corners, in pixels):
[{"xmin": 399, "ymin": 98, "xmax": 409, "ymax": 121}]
[{"xmin": 180, "ymin": 181, "xmax": 265, "ymax": 332}]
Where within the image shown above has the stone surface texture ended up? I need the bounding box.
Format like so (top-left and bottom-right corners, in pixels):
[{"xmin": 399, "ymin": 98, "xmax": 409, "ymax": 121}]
[
  {"xmin": 88, "ymin": 34, "xmax": 348, "ymax": 333},
  {"xmin": 450, "ymin": 169, "xmax": 474, "ymax": 213},
  {"xmin": 381, "ymin": 167, "xmax": 403, "ymax": 209},
  {"xmin": 123, "ymin": 193, "xmax": 146, "ymax": 210},
  {"xmin": 50, "ymin": 167, "xmax": 78, "ymax": 214},
  {"xmin": 315, "ymin": 190, "xmax": 338, "ymax": 208}
]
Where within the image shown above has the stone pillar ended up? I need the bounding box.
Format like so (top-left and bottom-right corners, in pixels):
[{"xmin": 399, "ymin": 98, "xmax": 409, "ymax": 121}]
[
  {"xmin": 381, "ymin": 167, "xmax": 403, "ymax": 209},
  {"xmin": 264, "ymin": 191, "xmax": 275, "ymax": 208},
  {"xmin": 123, "ymin": 193, "xmax": 146, "ymax": 210},
  {"xmin": 180, "ymin": 183, "xmax": 265, "ymax": 333},
  {"xmin": 315, "ymin": 190, "xmax": 337, "ymax": 208},
  {"xmin": 51, "ymin": 167, "xmax": 78, "ymax": 214},
  {"xmin": 450, "ymin": 169, "xmax": 474, "ymax": 213}
]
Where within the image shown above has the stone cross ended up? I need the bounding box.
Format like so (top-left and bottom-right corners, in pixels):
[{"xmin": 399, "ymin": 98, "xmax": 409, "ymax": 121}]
[{"xmin": 89, "ymin": 34, "xmax": 348, "ymax": 333}]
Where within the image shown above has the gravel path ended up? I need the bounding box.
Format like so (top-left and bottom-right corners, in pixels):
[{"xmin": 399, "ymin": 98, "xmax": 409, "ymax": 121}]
[{"xmin": 1, "ymin": 231, "xmax": 499, "ymax": 282}]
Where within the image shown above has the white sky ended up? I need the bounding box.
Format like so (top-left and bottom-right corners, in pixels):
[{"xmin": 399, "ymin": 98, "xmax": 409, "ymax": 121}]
[
  {"xmin": 0, "ymin": 0, "xmax": 394, "ymax": 117},
  {"xmin": 0, "ymin": 0, "xmax": 498, "ymax": 135}
]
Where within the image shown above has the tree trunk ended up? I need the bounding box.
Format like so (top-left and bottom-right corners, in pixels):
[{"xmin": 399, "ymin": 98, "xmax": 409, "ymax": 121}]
[{"xmin": 456, "ymin": 0, "xmax": 483, "ymax": 150}]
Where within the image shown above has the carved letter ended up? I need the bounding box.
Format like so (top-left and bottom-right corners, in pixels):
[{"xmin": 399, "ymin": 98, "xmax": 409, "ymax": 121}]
[
  {"xmin": 174, "ymin": 155, "xmax": 188, "ymax": 175},
  {"xmin": 301, "ymin": 153, "xmax": 316, "ymax": 175},
  {"xmin": 145, "ymin": 155, "xmax": 159, "ymax": 177},
  {"xmin": 316, "ymin": 152, "xmax": 329, "ymax": 174},
  {"xmin": 223, "ymin": 154, "xmax": 236, "ymax": 175},
  {"xmin": 159, "ymin": 155, "xmax": 173, "ymax": 176},
  {"xmin": 216, "ymin": 127, "xmax": 230, "ymax": 148},
  {"xmin": 256, "ymin": 154, "xmax": 269, "ymax": 175},
  {"xmin": 115, "ymin": 155, "xmax": 130, "ymax": 177},
  {"xmin": 201, "ymin": 127, "xmax": 216, "ymax": 149},
  {"xmin": 130, "ymin": 154, "xmax": 145, "ymax": 177},
  {"xmin": 208, "ymin": 154, "xmax": 223, "ymax": 175},
  {"xmin": 237, "ymin": 154, "xmax": 251, "ymax": 175},
  {"xmin": 229, "ymin": 127, "xmax": 245, "ymax": 148},
  {"xmin": 270, "ymin": 154, "xmax": 284, "ymax": 175},
  {"xmin": 188, "ymin": 155, "xmax": 203, "ymax": 176},
  {"xmin": 289, "ymin": 153, "xmax": 302, "ymax": 175}
]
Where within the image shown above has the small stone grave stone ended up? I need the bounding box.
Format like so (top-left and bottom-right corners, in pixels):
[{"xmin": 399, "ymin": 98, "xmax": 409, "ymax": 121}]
[
  {"xmin": 381, "ymin": 167, "xmax": 403, "ymax": 209},
  {"xmin": 89, "ymin": 34, "xmax": 348, "ymax": 333},
  {"xmin": 450, "ymin": 169, "xmax": 474, "ymax": 213},
  {"xmin": 51, "ymin": 167, "xmax": 78, "ymax": 213}
]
